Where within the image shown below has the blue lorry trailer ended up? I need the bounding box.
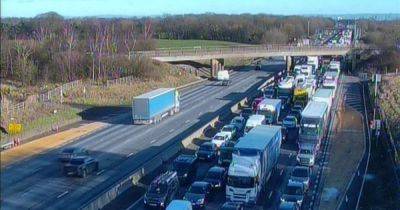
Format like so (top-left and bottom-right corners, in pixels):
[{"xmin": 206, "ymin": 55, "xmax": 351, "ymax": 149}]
[{"xmin": 132, "ymin": 88, "xmax": 180, "ymax": 124}]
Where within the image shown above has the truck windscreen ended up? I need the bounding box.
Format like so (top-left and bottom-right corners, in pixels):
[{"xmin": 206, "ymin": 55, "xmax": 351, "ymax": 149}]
[{"xmin": 227, "ymin": 176, "xmax": 255, "ymax": 188}]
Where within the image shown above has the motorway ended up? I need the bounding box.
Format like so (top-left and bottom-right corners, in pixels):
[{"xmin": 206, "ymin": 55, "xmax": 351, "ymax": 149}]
[
  {"xmin": 123, "ymin": 74, "xmax": 348, "ymax": 210},
  {"xmin": 1, "ymin": 62, "xmax": 285, "ymax": 210}
]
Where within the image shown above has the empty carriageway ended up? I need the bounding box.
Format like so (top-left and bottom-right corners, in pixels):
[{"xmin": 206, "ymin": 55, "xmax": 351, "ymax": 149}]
[{"xmin": 1, "ymin": 62, "xmax": 284, "ymax": 210}]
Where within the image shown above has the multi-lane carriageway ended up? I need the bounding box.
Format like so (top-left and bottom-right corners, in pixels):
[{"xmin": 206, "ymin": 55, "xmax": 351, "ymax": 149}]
[{"xmin": 1, "ymin": 62, "xmax": 285, "ymax": 210}]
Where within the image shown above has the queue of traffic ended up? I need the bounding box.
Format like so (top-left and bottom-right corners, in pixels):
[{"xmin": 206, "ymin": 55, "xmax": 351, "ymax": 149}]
[{"xmin": 140, "ymin": 56, "xmax": 341, "ymax": 210}]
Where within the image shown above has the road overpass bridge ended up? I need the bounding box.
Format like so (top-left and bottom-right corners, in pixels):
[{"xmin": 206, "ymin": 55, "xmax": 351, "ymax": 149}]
[{"xmin": 137, "ymin": 44, "xmax": 351, "ymax": 77}]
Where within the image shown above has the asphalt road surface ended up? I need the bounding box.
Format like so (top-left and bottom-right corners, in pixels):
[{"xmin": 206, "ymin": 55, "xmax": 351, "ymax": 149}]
[
  {"xmin": 1, "ymin": 62, "xmax": 285, "ymax": 210},
  {"xmin": 125, "ymin": 75, "xmax": 348, "ymax": 210}
]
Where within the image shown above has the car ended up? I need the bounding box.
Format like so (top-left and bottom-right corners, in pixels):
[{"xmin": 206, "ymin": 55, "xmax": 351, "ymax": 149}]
[
  {"xmin": 220, "ymin": 201, "xmax": 244, "ymax": 210},
  {"xmin": 220, "ymin": 124, "xmax": 238, "ymax": 140},
  {"xmin": 290, "ymin": 109, "xmax": 302, "ymax": 122},
  {"xmin": 281, "ymin": 182, "xmax": 305, "ymax": 207},
  {"xmin": 166, "ymin": 200, "xmax": 192, "ymax": 210},
  {"xmin": 297, "ymin": 144, "xmax": 318, "ymax": 167},
  {"xmin": 263, "ymin": 87, "xmax": 276, "ymax": 98},
  {"xmin": 197, "ymin": 142, "xmax": 217, "ymax": 161},
  {"xmin": 144, "ymin": 171, "xmax": 180, "ymax": 208},
  {"xmin": 283, "ymin": 115, "xmax": 298, "ymax": 129},
  {"xmin": 173, "ymin": 154, "xmax": 197, "ymax": 184},
  {"xmin": 218, "ymin": 141, "xmax": 236, "ymax": 166},
  {"xmin": 183, "ymin": 181, "xmax": 212, "ymax": 209},
  {"xmin": 289, "ymin": 166, "xmax": 311, "ymax": 191},
  {"xmin": 58, "ymin": 147, "xmax": 89, "ymax": 163},
  {"xmin": 63, "ymin": 156, "xmax": 99, "ymax": 178},
  {"xmin": 278, "ymin": 201, "xmax": 300, "ymax": 210},
  {"xmin": 203, "ymin": 166, "xmax": 227, "ymax": 190},
  {"xmin": 230, "ymin": 116, "xmax": 246, "ymax": 133},
  {"xmin": 292, "ymin": 104, "xmax": 303, "ymax": 113},
  {"xmin": 212, "ymin": 132, "xmax": 230, "ymax": 148}
]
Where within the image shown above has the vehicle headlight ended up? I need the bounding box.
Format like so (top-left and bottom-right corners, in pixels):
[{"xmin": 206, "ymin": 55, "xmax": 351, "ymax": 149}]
[
  {"xmin": 280, "ymin": 197, "xmax": 285, "ymax": 202},
  {"xmin": 296, "ymin": 156, "xmax": 300, "ymax": 161},
  {"xmin": 183, "ymin": 173, "xmax": 188, "ymax": 177},
  {"xmin": 160, "ymin": 202, "xmax": 164, "ymax": 206},
  {"xmin": 196, "ymin": 198, "xmax": 204, "ymax": 204},
  {"xmin": 297, "ymin": 199, "xmax": 303, "ymax": 205},
  {"xmin": 215, "ymin": 182, "xmax": 221, "ymax": 187}
]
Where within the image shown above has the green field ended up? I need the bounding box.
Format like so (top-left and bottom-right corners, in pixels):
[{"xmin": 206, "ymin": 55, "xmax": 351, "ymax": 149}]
[{"xmin": 155, "ymin": 39, "xmax": 245, "ymax": 49}]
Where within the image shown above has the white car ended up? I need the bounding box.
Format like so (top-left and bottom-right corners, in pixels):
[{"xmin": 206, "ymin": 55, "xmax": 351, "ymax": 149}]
[
  {"xmin": 211, "ymin": 132, "xmax": 229, "ymax": 148},
  {"xmin": 220, "ymin": 125, "xmax": 237, "ymax": 140}
]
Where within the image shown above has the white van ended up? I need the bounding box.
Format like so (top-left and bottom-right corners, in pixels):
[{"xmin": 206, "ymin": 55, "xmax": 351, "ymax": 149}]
[
  {"xmin": 244, "ymin": 114, "xmax": 265, "ymax": 134},
  {"xmin": 217, "ymin": 70, "xmax": 230, "ymax": 86},
  {"xmin": 166, "ymin": 200, "xmax": 192, "ymax": 210}
]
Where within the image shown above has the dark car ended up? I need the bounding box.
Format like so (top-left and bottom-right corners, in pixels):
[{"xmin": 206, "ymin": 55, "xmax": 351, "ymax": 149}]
[
  {"xmin": 278, "ymin": 201, "xmax": 300, "ymax": 210},
  {"xmin": 63, "ymin": 156, "xmax": 99, "ymax": 178},
  {"xmin": 218, "ymin": 141, "xmax": 236, "ymax": 166},
  {"xmin": 184, "ymin": 181, "xmax": 212, "ymax": 209},
  {"xmin": 203, "ymin": 166, "xmax": 227, "ymax": 190},
  {"xmin": 144, "ymin": 171, "xmax": 180, "ymax": 209},
  {"xmin": 230, "ymin": 116, "xmax": 246, "ymax": 134},
  {"xmin": 289, "ymin": 166, "xmax": 311, "ymax": 191},
  {"xmin": 58, "ymin": 147, "xmax": 89, "ymax": 163},
  {"xmin": 263, "ymin": 87, "xmax": 276, "ymax": 99},
  {"xmin": 281, "ymin": 182, "xmax": 305, "ymax": 207},
  {"xmin": 173, "ymin": 154, "xmax": 197, "ymax": 184},
  {"xmin": 197, "ymin": 142, "xmax": 217, "ymax": 161},
  {"xmin": 220, "ymin": 201, "xmax": 244, "ymax": 210},
  {"xmin": 283, "ymin": 115, "xmax": 298, "ymax": 129},
  {"xmin": 290, "ymin": 109, "xmax": 302, "ymax": 122}
]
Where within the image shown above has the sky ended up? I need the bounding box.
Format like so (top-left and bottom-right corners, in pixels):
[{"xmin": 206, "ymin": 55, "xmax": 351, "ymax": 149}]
[{"xmin": 1, "ymin": 0, "xmax": 400, "ymax": 18}]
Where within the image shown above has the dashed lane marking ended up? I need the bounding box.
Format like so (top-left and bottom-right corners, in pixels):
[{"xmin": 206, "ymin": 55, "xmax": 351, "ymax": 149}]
[{"xmin": 57, "ymin": 191, "xmax": 69, "ymax": 199}]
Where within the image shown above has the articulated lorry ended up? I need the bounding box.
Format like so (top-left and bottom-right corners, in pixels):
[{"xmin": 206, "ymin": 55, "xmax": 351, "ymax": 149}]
[
  {"xmin": 226, "ymin": 125, "xmax": 282, "ymax": 204},
  {"xmin": 257, "ymin": 99, "xmax": 282, "ymax": 124},
  {"xmin": 312, "ymin": 88, "xmax": 334, "ymax": 112},
  {"xmin": 307, "ymin": 56, "xmax": 319, "ymax": 74},
  {"xmin": 277, "ymin": 76, "xmax": 295, "ymax": 110},
  {"xmin": 132, "ymin": 88, "xmax": 180, "ymax": 124},
  {"xmin": 299, "ymin": 101, "xmax": 328, "ymax": 153},
  {"xmin": 322, "ymin": 71, "xmax": 339, "ymax": 94}
]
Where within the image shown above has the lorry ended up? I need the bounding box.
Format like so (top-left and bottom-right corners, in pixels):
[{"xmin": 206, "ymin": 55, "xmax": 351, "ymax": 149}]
[
  {"xmin": 244, "ymin": 114, "xmax": 265, "ymax": 134},
  {"xmin": 217, "ymin": 70, "xmax": 230, "ymax": 86},
  {"xmin": 312, "ymin": 88, "xmax": 334, "ymax": 112},
  {"xmin": 293, "ymin": 65, "xmax": 312, "ymax": 77},
  {"xmin": 226, "ymin": 125, "xmax": 282, "ymax": 204},
  {"xmin": 293, "ymin": 76, "xmax": 316, "ymax": 108},
  {"xmin": 307, "ymin": 56, "xmax": 319, "ymax": 74},
  {"xmin": 132, "ymin": 88, "xmax": 180, "ymax": 124},
  {"xmin": 299, "ymin": 101, "xmax": 329, "ymax": 152},
  {"xmin": 328, "ymin": 61, "xmax": 341, "ymax": 74},
  {"xmin": 277, "ymin": 76, "xmax": 295, "ymax": 110},
  {"xmin": 257, "ymin": 98, "xmax": 282, "ymax": 124},
  {"xmin": 322, "ymin": 71, "xmax": 339, "ymax": 93}
]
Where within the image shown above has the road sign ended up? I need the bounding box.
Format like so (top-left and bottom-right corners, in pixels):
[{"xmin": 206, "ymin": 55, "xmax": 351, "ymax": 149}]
[{"xmin": 8, "ymin": 123, "xmax": 23, "ymax": 135}]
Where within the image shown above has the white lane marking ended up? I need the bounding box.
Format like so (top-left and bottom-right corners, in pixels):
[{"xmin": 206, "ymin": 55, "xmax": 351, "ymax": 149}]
[
  {"xmin": 96, "ymin": 170, "xmax": 105, "ymax": 175},
  {"xmin": 150, "ymin": 139, "xmax": 157, "ymax": 144},
  {"xmin": 169, "ymin": 129, "xmax": 175, "ymax": 133},
  {"xmin": 57, "ymin": 190, "xmax": 69, "ymax": 199},
  {"xmin": 198, "ymin": 112, "xmax": 202, "ymax": 116},
  {"xmin": 126, "ymin": 152, "xmax": 134, "ymax": 157},
  {"xmin": 185, "ymin": 120, "xmax": 190, "ymax": 124}
]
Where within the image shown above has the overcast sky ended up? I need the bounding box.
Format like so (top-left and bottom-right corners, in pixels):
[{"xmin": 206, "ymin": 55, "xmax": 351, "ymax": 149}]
[{"xmin": 2, "ymin": 0, "xmax": 399, "ymax": 17}]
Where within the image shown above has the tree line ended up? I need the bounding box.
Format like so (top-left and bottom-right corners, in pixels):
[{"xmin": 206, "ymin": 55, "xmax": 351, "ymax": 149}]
[{"xmin": 1, "ymin": 12, "xmax": 398, "ymax": 86}]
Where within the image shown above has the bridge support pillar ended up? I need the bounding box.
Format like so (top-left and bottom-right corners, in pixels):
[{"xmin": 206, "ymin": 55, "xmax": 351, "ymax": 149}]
[
  {"xmin": 211, "ymin": 59, "xmax": 224, "ymax": 78},
  {"xmin": 285, "ymin": 56, "xmax": 292, "ymax": 75}
]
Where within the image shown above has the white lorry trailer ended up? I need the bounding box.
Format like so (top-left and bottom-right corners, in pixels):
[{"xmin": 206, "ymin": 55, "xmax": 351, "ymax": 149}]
[
  {"xmin": 307, "ymin": 56, "xmax": 319, "ymax": 74},
  {"xmin": 244, "ymin": 114, "xmax": 265, "ymax": 134},
  {"xmin": 277, "ymin": 76, "xmax": 295, "ymax": 110},
  {"xmin": 299, "ymin": 101, "xmax": 329, "ymax": 153},
  {"xmin": 312, "ymin": 88, "xmax": 334, "ymax": 112},
  {"xmin": 322, "ymin": 71, "xmax": 339, "ymax": 94},
  {"xmin": 226, "ymin": 125, "xmax": 282, "ymax": 204},
  {"xmin": 257, "ymin": 99, "xmax": 282, "ymax": 124}
]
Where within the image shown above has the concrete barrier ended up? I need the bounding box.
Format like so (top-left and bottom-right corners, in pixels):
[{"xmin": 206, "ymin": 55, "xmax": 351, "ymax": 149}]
[{"xmin": 81, "ymin": 69, "xmax": 282, "ymax": 210}]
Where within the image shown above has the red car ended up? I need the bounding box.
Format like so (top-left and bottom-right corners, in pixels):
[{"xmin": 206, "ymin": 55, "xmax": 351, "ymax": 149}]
[{"xmin": 252, "ymin": 97, "xmax": 264, "ymax": 112}]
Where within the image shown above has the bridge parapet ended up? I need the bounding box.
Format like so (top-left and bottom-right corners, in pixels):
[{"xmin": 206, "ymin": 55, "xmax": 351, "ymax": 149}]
[{"xmin": 136, "ymin": 45, "xmax": 352, "ymax": 61}]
